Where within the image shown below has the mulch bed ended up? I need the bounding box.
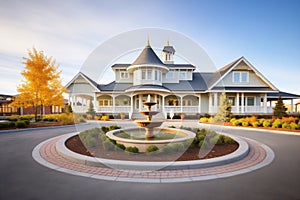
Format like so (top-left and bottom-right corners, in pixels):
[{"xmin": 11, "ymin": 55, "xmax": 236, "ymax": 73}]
[{"xmin": 65, "ymin": 135, "xmax": 239, "ymax": 162}]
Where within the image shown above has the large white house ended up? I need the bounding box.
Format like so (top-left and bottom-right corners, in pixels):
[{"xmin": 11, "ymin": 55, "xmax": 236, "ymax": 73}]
[{"xmin": 66, "ymin": 40, "xmax": 299, "ymax": 118}]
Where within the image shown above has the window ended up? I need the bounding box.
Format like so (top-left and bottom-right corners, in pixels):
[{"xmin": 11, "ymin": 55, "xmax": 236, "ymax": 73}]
[
  {"xmin": 247, "ymin": 97, "xmax": 255, "ymax": 106},
  {"xmin": 183, "ymin": 99, "xmax": 192, "ymax": 106},
  {"xmin": 233, "ymin": 71, "xmax": 249, "ymax": 83},
  {"xmin": 142, "ymin": 70, "xmax": 146, "ymax": 80},
  {"xmin": 228, "ymin": 97, "xmax": 235, "ymax": 106},
  {"xmin": 147, "ymin": 70, "xmax": 152, "ymax": 79},
  {"xmin": 166, "ymin": 71, "xmax": 174, "ymax": 79},
  {"xmin": 154, "ymin": 70, "xmax": 162, "ymax": 81},
  {"xmin": 179, "ymin": 71, "xmax": 187, "ymax": 79},
  {"xmin": 120, "ymin": 71, "xmax": 128, "ymax": 79}
]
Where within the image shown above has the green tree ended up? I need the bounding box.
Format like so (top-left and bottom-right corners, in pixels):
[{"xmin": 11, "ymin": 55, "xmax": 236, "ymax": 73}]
[
  {"xmin": 215, "ymin": 92, "xmax": 232, "ymax": 122},
  {"xmin": 86, "ymin": 101, "xmax": 96, "ymax": 118},
  {"xmin": 65, "ymin": 104, "xmax": 73, "ymax": 114},
  {"xmin": 11, "ymin": 48, "xmax": 65, "ymax": 121},
  {"xmin": 273, "ymin": 96, "xmax": 287, "ymax": 118}
]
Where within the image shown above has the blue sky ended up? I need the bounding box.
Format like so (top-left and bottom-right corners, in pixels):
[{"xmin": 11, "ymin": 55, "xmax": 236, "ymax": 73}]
[{"xmin": 0, "ymin": 0, "xmax": 299, "ymax": 95}]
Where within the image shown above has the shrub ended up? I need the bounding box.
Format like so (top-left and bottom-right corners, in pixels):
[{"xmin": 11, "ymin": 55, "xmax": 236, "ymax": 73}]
[
  {"xmin": 290, "ymin": 122, "xmax": 298, "ymax": 130},
  {"xmin": 208, "ymin": 117, "xmax": 215, "ymax": 124},
  {"xmin": 263, "ymin": 120, "xmax": 271, "ymax": 127},
  {"xmin": 101, "ymin": 126, "xmax": 109, "ymax": 133},
  {"xmin": 171, "ymin": 143, "xmax": 185, "ymax": 152},
  {"xmin": 282, "ymin": 116, "xmax": 296, "ymax": 124},
  {"xmin": 15, "ymin": 121, "xmax": 26, "ymax": 128},
  {"xmin": 242, "ymin": 121, "xmax": 249, "ymax": 127},
  {"xmin": 245, "ymin": 116, "xmax": 258, "ymax": 125},
  {"xmin": 199, "ymin": 117, "xmax": 209, "ymax": 123},
  {"xmin": 101, "ymin": 115, "xmax": 109, "ymax": 121},
  {"xmin": 108, "ymin": 125, "xmax": 121, "ymax": 131},
  {"xmin": 217, "ymin": 134, "xmax": 225, "ymax": 144},
  {"xmin": 115, "ymin": 143, "xmax": 126, "ymax": 151},
  {"xmin": 23, "ymin": 120, "xmax": 30, "ymax": 125},
  {"xmin": 86, "ymin": 114, "xmax": 94, "ymax": 120},
  {"xmin": 98, "ymin": 133, "xmax": 107, "ymax": 141},
  {"xmin": 146, "ymin": 145, "xmax": 159, "ymax": 153},
  {"xmin": 160, "ymin": 145, "xmax": 173, "ymax": 154},
  {"xmin": 196, "ymin": 135, "xmax": 205, "ymax": 143},
  {"xmin": 57, "ymin": 114, "xmax": 74, "ymax": 125},
  {"xmin": 125, "ymin": 146, "xmax": 139, "ymax": 153},
  {"xmin": 259, "ymin": 118, "xmax": 265, "ymax": 125},
  {"xmin": 84, "ymin": 136, "xmax": 96, "ymax": 148},
  {"xmin": 94, "ymin": 115, "xmax": 101, "ymax": 120},
  {"xmin": 168, "ymin": 125, "xmax": 176, "ymax": 128},
  {"xmin": 232, "ymin": 119, "xmax": 241, "ymax": 126},
  {"xmin": 252, "ymin": 121, "xmax": 260, "ymax": 127},
  {"xmin": 199, "ymin": 140, "xmax": 209, "ymax": 149},
  {"xmin": 102, "ymin": 139, "xmax": 115, "ymax": 151},
  {"xmin": 224, "ymin": 136, "xmax": 235, "ymax": 144},
  {"xmin": 272, "ymin": 119, "xmax": 282, "ymax": 128},
  {"xmin": 282, "ymin": 122, "xmax": 290, "ymax": 129},
  {"xmin": 230, "ymin": 118, "xmax": 237, "ymax": 123},
  {"xmin": 209, "ymin": 136, "xmax": 219, "ymax": 145}
]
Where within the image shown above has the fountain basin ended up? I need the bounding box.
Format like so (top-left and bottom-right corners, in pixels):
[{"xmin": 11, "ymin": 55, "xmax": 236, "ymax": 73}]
[{"xmin": 106, "ymin": 127, "xmax": 196, "ymax": 152}]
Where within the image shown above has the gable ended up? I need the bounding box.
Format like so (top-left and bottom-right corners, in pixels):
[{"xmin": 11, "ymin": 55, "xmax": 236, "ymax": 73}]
[
  {"xmin": 65, "ymin": 73, "xmax": 99, "ymax": 93},
  {"xmin": 210, "ymin": 57, "xmax": 278, "ymax": 91}
]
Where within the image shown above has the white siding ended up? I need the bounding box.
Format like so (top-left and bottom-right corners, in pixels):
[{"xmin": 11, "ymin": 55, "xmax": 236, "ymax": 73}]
[{"xmin": 67, "ymin": 83, "xmax": 95, "ymax": 93}]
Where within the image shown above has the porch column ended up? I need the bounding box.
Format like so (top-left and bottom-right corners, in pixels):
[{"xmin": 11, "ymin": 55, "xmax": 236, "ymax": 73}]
[
  {"xmin": 241, "ymin": 93, "xmax": 244, "ymax": 113},
  {"xmin": 154, "ymin": 94, "xmax": 157, "ymax": 111},
  {"xmin": 74, "ymin": 96, "xmax": 77, "ymax": 106},
  {"xmin": 139, "ymin": 94, "xmax": 142, "ymax": 111},
  {"xmin": 180, "ymin": 96, "xmax": 183, "ymax": 113},
  {"xmin": 162, "ymin": 95, "xmax": 166, "ymax": 118},
  {"xmin": 130, "ymin": 95, "xmax": 133, "ymax": 114},
  {"xmin": 236, "ymin": 93, "xmax": 239, "ymax": 113},
  {"xmin": 214, "ymin": 93, "xmax": 218, "ymax": 114},
  {"xmin": 112, "ymin": 95, "xmax": 115, "ymax": 113},
  {"xmin": 198, "ymin": 94, "xmax": 201, "ymax": 113},
  {"xmin": 291, "ymin": 99, "xmax": 294, "ymax": 113},
  {"xmin": 208, "ymin": 93, "xmax": 212, "ymax": 114},
  {"xmin": 263, "ymin": 93, "xmax": 267, "ymax": 113},
  {"xmin": 93, "ymin": 93, "xmax": 97, "ymax": 111}
]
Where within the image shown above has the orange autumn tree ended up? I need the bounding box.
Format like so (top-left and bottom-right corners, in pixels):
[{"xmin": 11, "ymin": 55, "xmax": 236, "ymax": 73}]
[{"xmin": 11, "ymin": 48, "xmax": 66, "ymax": 121}]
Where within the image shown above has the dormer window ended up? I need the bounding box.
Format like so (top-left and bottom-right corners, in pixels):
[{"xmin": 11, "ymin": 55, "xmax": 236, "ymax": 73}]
[
  {"xmin": 179, "ymin": 71, "xmax": 187, "ymax": 79},
  {"xmin": 233, "ymin": 71, "xmax": 249, "ymax": 83},
  {"xmin": 166, "ymin": 71, "xmax": 174, "ymax": 79},
  {"xmin": 120, "ymin": 71, "xmax": 129, "ymax": 79}
]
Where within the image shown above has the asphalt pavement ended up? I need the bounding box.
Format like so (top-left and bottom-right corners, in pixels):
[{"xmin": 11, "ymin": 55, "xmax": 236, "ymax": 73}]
[{"xmin": 0, "ymin": 121, "xmax": 299, "ymax": 200}]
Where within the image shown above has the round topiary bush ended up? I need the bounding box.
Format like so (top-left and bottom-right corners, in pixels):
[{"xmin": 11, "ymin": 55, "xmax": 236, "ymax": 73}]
[
  {"xmin": 102, "ymin": 139, "xmax": 115, "ymax": 151},
  {"xmin": 146, "ymin": 145, "xmax": 159, "ymax": 153},
  {"xmin": 15, "ymin": 121, "xmax": 26, "ymax": 128},
  {"xmin": 115, "ymin": 143, "xmax": 126, "ymax": 151},
  {"xmin": 125, "ymin": 146, "xmax": 139, "ymax": 153},
  {"xmin": 224, "ymin": 136, "xmax": 235, "ymax": 144},
  {"xmin": 242, "ymin": 121, "xmax": 249, "ymax": 127}
]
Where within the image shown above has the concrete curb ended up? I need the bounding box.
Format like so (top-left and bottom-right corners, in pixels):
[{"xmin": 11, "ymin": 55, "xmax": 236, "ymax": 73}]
[
  {"xmin": 0, "ymin": 123, "xmax": 89, "ymax": 134},
  {"xmin": 55, "ymin": 132, "xmax": 249, "ymax": 171},
  {"xmin": 198, "ymin": 122, "xmax": 300, "ymax": 136}
]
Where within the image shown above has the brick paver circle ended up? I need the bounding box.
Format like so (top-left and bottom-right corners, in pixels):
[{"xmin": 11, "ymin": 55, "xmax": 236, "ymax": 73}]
[{"xmin": 32, "ymin": 134, "xmax": 274, "ymax": 183}]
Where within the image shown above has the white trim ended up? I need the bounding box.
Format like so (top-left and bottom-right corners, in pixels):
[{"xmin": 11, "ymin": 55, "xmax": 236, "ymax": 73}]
[
  {"xmin": 65, "ymin": 72, "xmax": 100, "ymax": 92},
  {"xmin": 209, "ymin": 57, "xmax": 278, "ymax": 91}
]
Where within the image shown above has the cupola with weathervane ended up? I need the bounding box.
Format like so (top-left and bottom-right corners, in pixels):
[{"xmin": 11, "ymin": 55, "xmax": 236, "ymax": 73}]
[{"xmin": 161, "ymin": 40, "xmax": 175, "ymax": 64}]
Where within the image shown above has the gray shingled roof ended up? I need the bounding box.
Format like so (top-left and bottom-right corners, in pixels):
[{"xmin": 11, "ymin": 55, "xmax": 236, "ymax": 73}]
[
  {"xmin": 98, "ymin": 82, "xmax": 132, "ymax": 91},
  {"xmin": 111, "ymin": 63, "xmax": 195, "ymax": 70},
  {"xmin": 211, "ymin": 86, "xmax": 275, "ymax": 91},
  {"xmin": 131, "ymin": 45, "xmax": 164, "ymax": 66},
  {"xmin": 126, "ymin": 84, "xmax": 170, "ymax": 92},
  {"xmin": 267, "ymin": 91, "xmax": 300, "ymax": 100},
  {"xmin": 163, "ymin": 46, "xmax": 175, "ymax": 53}
]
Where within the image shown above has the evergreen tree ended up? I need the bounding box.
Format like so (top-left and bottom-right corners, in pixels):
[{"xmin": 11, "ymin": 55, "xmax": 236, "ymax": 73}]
[
  {"xmin": 273, "ymin": 96, "xmax": 287, "ymax": 118},
  {"xmin": 65, "ymin": 104, "xmax": 73, "ymax": 114},
  {"xmin": 215, "ymin": 92, "xmax": 232, "ymax": 122},
  {"xmin": 86, "ymin": 101, "xmax": 96, "ymax": 117}
]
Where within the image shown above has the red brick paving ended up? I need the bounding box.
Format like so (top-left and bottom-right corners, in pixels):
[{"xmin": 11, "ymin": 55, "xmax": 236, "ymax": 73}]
[{"xmin": 38, "ymin": 136, "xmax": 266, "ymax": 180}]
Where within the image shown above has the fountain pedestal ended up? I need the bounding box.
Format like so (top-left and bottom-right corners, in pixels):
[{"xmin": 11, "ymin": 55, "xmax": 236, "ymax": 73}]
[{"xmin": 134, "ymin": 96, "xmax": 162, "ymax": 138}]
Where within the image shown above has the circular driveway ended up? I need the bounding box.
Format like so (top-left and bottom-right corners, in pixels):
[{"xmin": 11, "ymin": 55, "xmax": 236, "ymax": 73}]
[{"xmin": 0, "ymin": 121, "xmax": 300, "ymax": 200}]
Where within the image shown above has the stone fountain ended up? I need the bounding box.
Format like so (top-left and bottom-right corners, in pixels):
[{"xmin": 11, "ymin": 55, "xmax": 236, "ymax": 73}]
[
  {"xmin": 135, "ymin": 94, "xmax": 163, "ymax": 138},
  {"xmin": 106, "ymin": 94, "xmax": 195, "ymax": 152}
]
